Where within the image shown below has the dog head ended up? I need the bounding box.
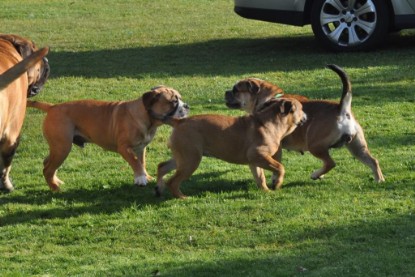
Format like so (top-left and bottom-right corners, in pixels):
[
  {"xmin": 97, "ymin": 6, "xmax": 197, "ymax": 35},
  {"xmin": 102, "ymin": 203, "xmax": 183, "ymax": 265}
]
[
  {"xmin": 142, "ymin": 85, "xmax": 189, "ymax": 122},
  {"xmin": 225, "ymin": 78, "xmax": 308, "ymax": 114},
  {"xmin": 258, "ymin": 98, "xmax": 307, "ymax": 137},
  {"xmin": 0, "ymin": 34, "xmax": 50, "ymax": 97},
  {"xmin": 225, "ymin": 78, "xmax": 285, "ymax": 113}
]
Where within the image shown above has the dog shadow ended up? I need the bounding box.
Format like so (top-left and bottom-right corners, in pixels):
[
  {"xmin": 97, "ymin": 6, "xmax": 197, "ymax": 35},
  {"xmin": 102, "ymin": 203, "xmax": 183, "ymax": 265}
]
[
  {"xmin": 0, "ymin": 182, "xmax": 163, "ymax": 226},
  {"xmin": 0, "ymin": 169, "xmax": 250, "ymax": 226}
]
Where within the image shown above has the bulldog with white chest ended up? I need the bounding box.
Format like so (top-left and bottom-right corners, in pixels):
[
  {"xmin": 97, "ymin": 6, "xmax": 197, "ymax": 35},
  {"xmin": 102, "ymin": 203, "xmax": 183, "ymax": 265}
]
[
  {"xmin": 225, "ymin": 64, "xmax": 384, "ymax": 183},
  {"xmin": 27, "ymin": 86, "xmax": 189, "ymax": 191}
]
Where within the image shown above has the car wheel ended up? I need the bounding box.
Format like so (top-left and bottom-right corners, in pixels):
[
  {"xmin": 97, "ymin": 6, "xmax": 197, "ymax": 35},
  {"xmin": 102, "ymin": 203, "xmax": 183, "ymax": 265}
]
[{"xmin": 311, "ymin": 0, "xmax": 390, "ymax": 51}]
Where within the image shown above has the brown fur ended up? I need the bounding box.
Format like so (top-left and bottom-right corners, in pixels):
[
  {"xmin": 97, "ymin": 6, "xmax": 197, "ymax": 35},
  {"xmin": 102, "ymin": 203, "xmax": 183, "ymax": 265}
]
[
  {"xmin": 225, "ymin": 65, "xmax": 384, "ymax": 183},
  {"xmin": 156, "ymin": 98, "xmax": 306, "ymax": 199},
  {"xmin": 27, "ymin": 86, "xmax": 189, "ymax": 191},
  {"xmin": 0, "ymin": 34, "xmax": 49, "ymax": 192}
]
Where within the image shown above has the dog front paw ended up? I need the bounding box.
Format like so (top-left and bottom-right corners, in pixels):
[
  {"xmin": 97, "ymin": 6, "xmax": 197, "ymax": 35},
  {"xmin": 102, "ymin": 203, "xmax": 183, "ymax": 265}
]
[
  {"xmin": 0, "ymin": 178, "xmax": 14, "ymax": 192},
  {"xmin": 310, "ymin": 172, "xmax": 325, "ymax": 180},
  {"xmin": 134, "ymin": 175, "xmax": 148, "ymax": 187}
]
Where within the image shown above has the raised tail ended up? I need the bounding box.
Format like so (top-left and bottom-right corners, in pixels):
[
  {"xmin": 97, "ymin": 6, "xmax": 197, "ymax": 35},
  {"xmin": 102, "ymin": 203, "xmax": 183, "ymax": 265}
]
[
  {"xmin": 0, "ymin": 47, "xmax": 49, "ymax": 91},
  {"xmin": 26, "ymin": 100, "xmax": 53, "ymax": 112},
  {"xmin": 326, "ymin": 64, "xmax": 352, "ymax": 114}
]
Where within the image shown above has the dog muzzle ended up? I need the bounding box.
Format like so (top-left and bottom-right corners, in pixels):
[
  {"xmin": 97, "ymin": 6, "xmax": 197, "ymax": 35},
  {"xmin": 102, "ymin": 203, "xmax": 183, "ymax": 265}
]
[
  {"xmin": 28, "ymin": 57, "xmax": 50, "ymax": 98},
  {"xmin": 298, "ymin": 113, "xmax": 308, "ymax": 126},
  {"xmin": 148, "ymin": 100, "xmax": 189, "ymax": 122},
  {"xmin": 225, "ymin": 89, "xmax": 242, "ymax": 109}
]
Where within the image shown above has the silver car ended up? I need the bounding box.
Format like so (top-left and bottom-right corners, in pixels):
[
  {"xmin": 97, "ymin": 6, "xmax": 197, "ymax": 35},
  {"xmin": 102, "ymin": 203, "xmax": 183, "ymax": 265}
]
[{"xmin": 234, "ymin": 0, "xmax": 415, "ymax": 51}]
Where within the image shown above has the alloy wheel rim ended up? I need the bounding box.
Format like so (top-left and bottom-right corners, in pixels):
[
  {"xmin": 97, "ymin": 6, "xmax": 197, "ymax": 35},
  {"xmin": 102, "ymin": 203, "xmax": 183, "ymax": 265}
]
[{"xmin": 320, "ymin": 0, "xmax": 377, "ymax": 47}]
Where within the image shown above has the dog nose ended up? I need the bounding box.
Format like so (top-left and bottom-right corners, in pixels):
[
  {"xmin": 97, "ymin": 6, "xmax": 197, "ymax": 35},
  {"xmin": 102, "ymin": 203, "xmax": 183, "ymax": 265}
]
[{"xmin": 184, "ymin": 103, "xmax": 190, "ymax": 110}]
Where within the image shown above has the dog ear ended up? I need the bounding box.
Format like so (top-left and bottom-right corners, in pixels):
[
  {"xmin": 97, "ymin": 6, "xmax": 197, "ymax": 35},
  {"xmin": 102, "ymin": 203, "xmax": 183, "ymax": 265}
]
[
  {"xmin": 142, "ymin": 90, "xmax": 161, "ymax": 109},
  {"xmin": 248, "ymin": 80, "xmax": 260, "ymax": 94},
  {"xmin": 280, "ymin": 100, "xmax": 294, "ymax": 115},
  {"xmin": 0, "ymin": 34, "xmax": 33, "ymax": 58}
]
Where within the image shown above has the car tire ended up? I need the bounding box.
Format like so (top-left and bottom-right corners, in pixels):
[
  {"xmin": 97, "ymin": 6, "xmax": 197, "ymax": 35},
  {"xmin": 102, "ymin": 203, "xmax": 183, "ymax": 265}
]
[{"xmin": 311, "ymin": 0, "xmax": 390, "ymax": 51}]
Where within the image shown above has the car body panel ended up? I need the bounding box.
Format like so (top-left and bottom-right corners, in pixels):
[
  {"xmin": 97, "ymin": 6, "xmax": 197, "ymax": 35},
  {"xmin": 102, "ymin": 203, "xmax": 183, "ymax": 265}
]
[
  {"xmin": 392, "ymin": 0, "xmax": 415, "ymax": 15},
  {"xmin": 234, "ymin": 0, "xmax": 306, "ymax": 12},
  {"xmin": 234, "ymin": 0, "xmax": 415, "ymax": 29}
]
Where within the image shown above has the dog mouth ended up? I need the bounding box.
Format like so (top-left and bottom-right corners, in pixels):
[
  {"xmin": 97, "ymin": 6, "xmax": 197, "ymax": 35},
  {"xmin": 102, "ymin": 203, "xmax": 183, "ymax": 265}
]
[
  {"xmin": 225, "ymin": 102, "xmax": 241, "ymax": 109},
  {"xmin": 174, "ymin": 101, "xmax": 190, "ymax": 118},
  {"xmin": 225, "ymin": 90, "xmax": 242, "ymax": 109},
  {"xmin": 164, "ymin": 100, "xmax": 190, "ymax": 120},
  {"xmin": 297, "ymin": 113, "xmax": 308, "ymax": 126}
]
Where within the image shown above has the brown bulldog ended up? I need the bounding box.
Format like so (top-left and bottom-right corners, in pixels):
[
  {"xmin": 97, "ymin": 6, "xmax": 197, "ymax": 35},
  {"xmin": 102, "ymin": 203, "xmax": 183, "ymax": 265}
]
[
  {"xmin": 27, "ymin": 86, "xmax": 189, "ymax": 191},
  {"xmin": 225, "ymin": 65, "xmax": 384, "ymax": 183},
  {"xmin": 0, "ymin": 34, "xmax": 50, "ymax": 192},
  {"xmin": 156, "ymin": 98, "xmax": 307, "ymax": 199}
]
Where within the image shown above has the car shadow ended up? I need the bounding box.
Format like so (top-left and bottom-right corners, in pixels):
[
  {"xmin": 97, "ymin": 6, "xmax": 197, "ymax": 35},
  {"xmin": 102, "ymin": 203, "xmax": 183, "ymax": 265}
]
[{"xmin": 46, "ymin": 33, "xmax": 415, "ymax": 80}]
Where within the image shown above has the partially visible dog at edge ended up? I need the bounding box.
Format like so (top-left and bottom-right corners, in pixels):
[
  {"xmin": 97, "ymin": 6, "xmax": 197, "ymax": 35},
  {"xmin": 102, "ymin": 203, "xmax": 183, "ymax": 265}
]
[
  {"xmin": 0, "ymin": 34, "xmax": 50, "ymax": 192},
  {"xmin": 27, "ymin": 86, "xmax": 189, "ymax": 191},
  {"xmin": 225, "ymin": 64, "xmax": 384, "ymax": 183},
  {"xmin": 156, "ymin": 98, "xmax": 307, "ymax": 199}
]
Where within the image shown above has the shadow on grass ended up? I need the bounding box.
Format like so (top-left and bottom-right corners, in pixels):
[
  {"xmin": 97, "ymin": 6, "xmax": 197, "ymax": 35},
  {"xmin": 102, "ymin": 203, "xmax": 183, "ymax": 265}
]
[
  {"xmin": 47, "ymin": 34, "xmax": 415, "ymax": 80},
  {"xmin": 102, "ymin": 214, "xmax": 415, "ymax": 276},
  {"xmin": 0, "ymin": 169, "xmax": 253, "ymax": 226},
  {"xmin": 0, "ymin": 164, "xmax": 321, "ymax": 227},
  {"xmin": 0, "ymin": 183, "xmax": 160, "ymax": 226}
]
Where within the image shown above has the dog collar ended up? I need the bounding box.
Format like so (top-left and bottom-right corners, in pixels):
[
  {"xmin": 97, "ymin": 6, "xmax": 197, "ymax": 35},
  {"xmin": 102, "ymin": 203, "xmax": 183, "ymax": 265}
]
[
  {"xmin": 274, "ymin": 93, "xmax": 284, "ymax": 99},
  {"xmin": 147, "ymin": 102, "xmax": 179, "ymax": 122}
]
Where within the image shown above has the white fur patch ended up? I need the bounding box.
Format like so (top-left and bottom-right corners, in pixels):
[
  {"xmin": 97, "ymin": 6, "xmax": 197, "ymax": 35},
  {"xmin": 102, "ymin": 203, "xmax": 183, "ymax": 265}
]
[
  {"xmin": 134, "ymin": 175, "xmax": 148, "ymax": 186},
  {"xmin": 311, "ymin": 170, "xmax": 325, "ymax": 180},
  {"xmin": 337, "ymin": 112, "xmax": 357, "ymax": 137},
  {"xmin": 173, "ymin": 100, "xmax": 189, "ymax": 118}
]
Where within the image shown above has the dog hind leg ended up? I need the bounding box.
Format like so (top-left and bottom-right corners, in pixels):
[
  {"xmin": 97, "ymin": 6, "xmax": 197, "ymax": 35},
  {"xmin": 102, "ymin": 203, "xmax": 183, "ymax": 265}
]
[
  {"xmin": 346, "ymin": 128, "xmax": 384, "ymax": 182},
  {"xmin": 165, "ymin": 151, "xmax": 202, "ymax": 199},
  {"xmin": 308, "ymin": 148, "xmax": 336, "ymax": 180},
  {"xmin": 43, "ymin": 145, "xmax": 70, "ymax": 191},
  {"xmin": 42, "ymin": 135, "xmax": 73, "ymax": 191},
  {"xmin": 155, "ymin": 159, "xmax": 176, "ymax": 196}
]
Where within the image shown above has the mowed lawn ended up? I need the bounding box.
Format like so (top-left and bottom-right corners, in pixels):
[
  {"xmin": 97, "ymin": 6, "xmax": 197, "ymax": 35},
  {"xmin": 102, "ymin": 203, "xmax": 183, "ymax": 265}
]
[{"xmin": 1, "ymin": 0, "xmax": 414, "ymax": 276}]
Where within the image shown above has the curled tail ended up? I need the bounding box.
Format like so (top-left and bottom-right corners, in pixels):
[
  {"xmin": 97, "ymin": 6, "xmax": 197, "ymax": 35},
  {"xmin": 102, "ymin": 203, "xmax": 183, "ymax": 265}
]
[
  {"xmin": 0, "ymin": 47, "xmax": 49, "ymax": 91},
  {"xmin": 26, "ymin": 100, "xmax": 53, "ymax": 112},
  {"xmin": 326, "ymin": 64, "xmax": 352, "ymax": 115}
]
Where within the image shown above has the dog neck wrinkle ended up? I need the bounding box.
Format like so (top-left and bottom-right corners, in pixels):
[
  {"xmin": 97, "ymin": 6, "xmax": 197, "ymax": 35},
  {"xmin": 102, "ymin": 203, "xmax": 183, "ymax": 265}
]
[{"xmin": 129, "ymin": 101, "xmax": 154, "ymax": 130}]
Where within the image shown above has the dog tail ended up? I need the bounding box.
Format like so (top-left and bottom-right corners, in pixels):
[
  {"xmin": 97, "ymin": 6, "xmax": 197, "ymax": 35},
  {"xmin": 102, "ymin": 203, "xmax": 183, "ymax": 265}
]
[
  {"xmin": 326, "ymin": 64, "xmax": 352, "ymax": 115},
  {"xmin": 0, "ymin": 47, "xmax": 49, "ymax": 91},
  {"xmin": 26, "ymin": 100, "xmax": 53, "ymax": 112}
]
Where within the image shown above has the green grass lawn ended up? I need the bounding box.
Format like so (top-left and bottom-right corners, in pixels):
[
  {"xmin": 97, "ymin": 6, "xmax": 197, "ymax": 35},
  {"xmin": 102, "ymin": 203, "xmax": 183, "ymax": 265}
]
[{"xmin": 1, "ymin": 0, "xmax": 415, "ymax": 276}]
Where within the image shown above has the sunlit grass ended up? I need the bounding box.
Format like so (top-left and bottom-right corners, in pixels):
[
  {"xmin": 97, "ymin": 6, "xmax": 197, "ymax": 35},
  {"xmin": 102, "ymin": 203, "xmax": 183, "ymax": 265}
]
[{"xmin": 0, "ymin": 0, "xmax": 414, "ymax": 276}]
